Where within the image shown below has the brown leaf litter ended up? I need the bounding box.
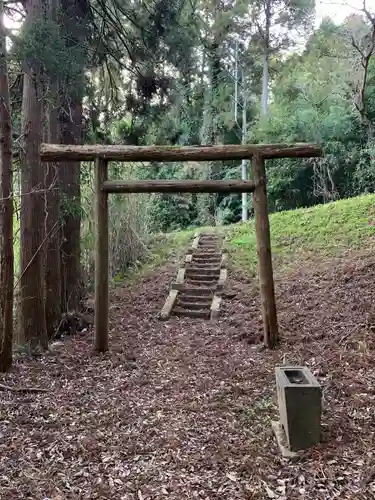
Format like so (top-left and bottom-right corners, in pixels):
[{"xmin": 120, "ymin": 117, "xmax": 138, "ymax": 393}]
[{"xmin": 1, "ymin": 251, "xmax": 375, "ymax": 499}]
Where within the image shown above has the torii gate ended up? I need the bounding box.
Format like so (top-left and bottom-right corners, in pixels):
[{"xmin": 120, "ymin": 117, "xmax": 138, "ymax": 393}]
[{"xmin": 40, "ymin": 143, "xmax": 322, "ymax": 350}]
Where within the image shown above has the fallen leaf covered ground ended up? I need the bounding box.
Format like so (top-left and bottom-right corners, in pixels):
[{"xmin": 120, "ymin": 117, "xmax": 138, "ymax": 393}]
[{"xmin": 1, "ymin": 250, "xmax": 375, "ymax": 499}]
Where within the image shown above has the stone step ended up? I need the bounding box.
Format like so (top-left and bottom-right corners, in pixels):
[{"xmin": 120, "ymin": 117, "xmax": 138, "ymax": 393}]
[
  {"xmin": 189, "ymin": 262, "xmax": 221, "ymax": 268},
  {"xmin": 184, "ymin": 283, "xmax": 217, "ymax": 290},
  {"xmin": 194, "ymin": 247, "xmax": 220, "ymax": 251},
  {"xmin": 199, "ymin": 240, "xmax": 219, "ymax": 245},
  {"xmin": 187, "ymin": 275, "xmax": 218, "ymax": 283},
  {"xmin": 179, "ymin": 293, "xmax": 213, "ymax": 302},
  {"xmin": 192, "ymin": 258, "xmax": 221, "ymax": 264},
  {"xmin": 171, "ymin": 282, "xmax": 216, "ymax": 292},
  {"xmin": 185, "ymin": 282, "xmax": 217, "ymax": 289},
  {"xmin": 173, "ymin": 307, "xmax": 210, "ymax": 319},
  {"xmin": 193, "ymin": 253, "xmax": 222, "ymax": 259},
  {"xmin": 198, "ymin": 244, "xmax": 219, "ymax": 249},
  {"xmin": 186, "ymin": 267, "xmax": 220, "ymax": 276},
  {"xmin": 177, "ymin": 300, "xmax": 211, "ymax": 310},
  {"xmin": 176, "ymin": 287, "xmax": 214, "ymax": 296}
]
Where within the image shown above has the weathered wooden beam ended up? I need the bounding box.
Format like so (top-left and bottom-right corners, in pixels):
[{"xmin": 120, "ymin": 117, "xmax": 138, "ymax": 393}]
[
  {"xmin": 40, "ymin": 143, "xmax": 323, "ymax": 162},
  {"xmin": 252, "ymin": 153, "xmax": 278, "ymax": 349},
  {"xmin": 94, "ymin": 158, "xmax": 109, "ymax": 352},
  {"xmin": 101, "ymin": 180, "xmax": 257, "ymax": 193}
]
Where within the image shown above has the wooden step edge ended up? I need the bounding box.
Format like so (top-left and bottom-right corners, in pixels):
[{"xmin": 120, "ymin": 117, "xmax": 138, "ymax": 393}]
[
  {"xmin": 187, "ymin": 278, "xmax": 219, "ymax": 285},
  {"xmin": 210, "ymin": 294, "xmax": 222, "ymax": 320},
  {"xmin": 217, "ymin": 268, "xmax": 228, "ymax": 289},
  {"xmin": 192, "ymin": 254, "xmax": 222, "ymax": 260},
  {"xmin": 186, "ymin": 276, "xmax": 218, "ymax": 281},
  {"xmin": 188, "ymin": 262, "xmax": 221, "ymax": 268},
  {"xmin": 186, "ymin": 273, "xmax": 220, "ymax": 279},
  {"xmin": 192, "ymin": 235, "xmax": 200, "ymax": 250},
  {"xmin": 181, "ymin": 254, "xmax": 193, "ymax": 267},
  {"xmin": 177, "ymin": 300, "xmax": 211, "ymax": 310},
  {"xmin": 194, "ymin": 248, "xmax": 221, "ymax": 252},
  {"xmin": 171, "ymin": 285, "xmax": 214, "ymax": 295},
  {"xmin": 221, "ymin": 253, "xmax": 228, "ymax": 269},
  {"xmin": 172, "ymin": 282, "xmax": 215, "ymax": 291},
  {"xmin": 173, "ymin": 307, "xmax": 210, "ymax": 319},
  {"xmin": 192, "ymin": 262, "xmax": 221, "ymax": 267},
  {"xmin": 177, "ymin": 285, "xmax": 217, "ymax": 293},
  {"xmin": 191, "ymin": 266, "xmax": 221, "ymax": 271},
  {"xmin": 187, "ymin": 273, "xmax": 218, "ymax": 279},
  {"xmin": 174, "ymin": 267, "xmax": 186, "ymax": 285},
  {"xmin": 179, "ymin": 294, "xmax": 214, "ymax": 302},
  {"xmin": 186, "ymin": 268, "xmax": 221, "ymax": 275},
  {"xmin": 159, "ymin": 289, "xmax": 179, "ymax": 320},
  {"xmin": 192, "ymin": 253, "xmax": 223, "ymax": 262}
]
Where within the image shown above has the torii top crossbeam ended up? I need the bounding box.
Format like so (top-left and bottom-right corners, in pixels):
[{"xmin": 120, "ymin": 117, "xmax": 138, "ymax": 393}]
[{"xmin": 40, "ymin": 143, "xmax": 322, "ymax": 162}]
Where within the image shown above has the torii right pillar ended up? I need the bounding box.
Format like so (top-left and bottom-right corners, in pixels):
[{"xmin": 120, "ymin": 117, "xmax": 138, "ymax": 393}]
[{"xmin": 251, "ymin": 153, "xmax": 278, "ymax": 348}]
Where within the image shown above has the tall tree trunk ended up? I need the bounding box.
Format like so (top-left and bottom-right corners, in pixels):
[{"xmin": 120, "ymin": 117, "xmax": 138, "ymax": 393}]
[
  {"xmin": 207, "ymin": 39, "xmax": 221, "ymax": 223},
  {"xmin": 60, "ymin": 102, "xmax": 82, "ymax": 312},
  {"xmin": 59, "ymin": 0, "xmax": 89, "ymax": 312},
  {"xmin": 45, "ymin": 0, "xmax": 61, "ymax": 338},
  {"xmin": 261, "ymin": 0, "xmax": 271, "ymax": 117},
  {"xmin": 0, "ymin": 0, "xmax": 14, "ymax": 371},
  {"xmin": 20, "ymin": 0, "xmax": 48, "ymax": 349}
]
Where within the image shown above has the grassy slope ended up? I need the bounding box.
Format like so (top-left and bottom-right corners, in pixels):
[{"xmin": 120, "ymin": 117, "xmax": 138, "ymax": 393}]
[
  {"xmin": 128, "ymin": 194, "xmax": 375, "ymax": 282},
  {"xmin": 225, "ymin": 194, "xmax": 375, "ymax": 275}
]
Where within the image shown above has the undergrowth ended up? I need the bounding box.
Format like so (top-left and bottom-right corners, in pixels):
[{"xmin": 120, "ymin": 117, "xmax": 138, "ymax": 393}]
[{"xmin": 114, "ymin": 229, "xmax": 195, "ymax": 285}]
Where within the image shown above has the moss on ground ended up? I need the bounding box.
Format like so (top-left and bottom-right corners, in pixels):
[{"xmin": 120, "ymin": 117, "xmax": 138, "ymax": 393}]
[{"xmin": 226, "ymin": 194, "xmax": 375, "ymax": 274}]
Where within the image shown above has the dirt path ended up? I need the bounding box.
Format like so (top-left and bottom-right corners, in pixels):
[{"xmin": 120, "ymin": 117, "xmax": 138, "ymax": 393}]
[{"xmin": 1, "ymin": 254, "xmax": 375, "ymax": 499}]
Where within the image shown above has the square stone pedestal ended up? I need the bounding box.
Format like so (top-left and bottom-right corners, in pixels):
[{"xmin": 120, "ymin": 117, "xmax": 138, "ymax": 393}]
[{"xmin": 276, "ymin": 366, "xmax": 322, "ymax": 452}]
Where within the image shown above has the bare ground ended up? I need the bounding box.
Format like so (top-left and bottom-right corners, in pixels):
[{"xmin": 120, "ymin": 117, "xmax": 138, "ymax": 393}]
[{"xmin": 1, "ymin": 251, "xmax": 375, "ymax": 499}]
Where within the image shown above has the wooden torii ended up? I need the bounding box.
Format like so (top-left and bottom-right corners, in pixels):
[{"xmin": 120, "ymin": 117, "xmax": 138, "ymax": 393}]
[{"xmin": 40, "ymin": 143, "xmax": 322, "ymax": 350}]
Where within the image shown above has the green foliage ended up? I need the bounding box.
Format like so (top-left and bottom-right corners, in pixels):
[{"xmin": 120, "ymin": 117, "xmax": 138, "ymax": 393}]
[
  {"xmin": 78, "ymin": 0, "xmax": 375, "ymax": 235},
  {"xmin": 15, "ymin": 17, "xmax": 86, "ymax": 91},
  {"xmin": 249, "ymin": 13, "xmax": 375, "ymax": 211},
  {"xmin": 228, "ymin": 194, "xmax": 375, "ymax": 273},
  {"xmin": 60, "ymin": 193, "xmax": 84, "ymax": 220},
  {"xmin": 353, "ymin": 148, "xmax": 375, "ymax": 194}
]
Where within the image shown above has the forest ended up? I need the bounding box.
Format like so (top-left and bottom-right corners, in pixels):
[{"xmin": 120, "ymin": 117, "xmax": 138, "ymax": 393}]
[
  {"xmin": 0, "ymin": 0, "xmax": 375, "ymax": 363},
  {"xmin": 2, "ymin": 1, "xmax": 375, "ymax": 498}
]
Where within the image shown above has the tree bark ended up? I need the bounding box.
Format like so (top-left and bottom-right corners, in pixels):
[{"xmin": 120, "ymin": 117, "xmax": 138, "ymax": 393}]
[
  {"xmin": 350, "ymin": 6, "xmax": 375, "ymax": 142},
  {"xmin": 94, "ymin": 158, "xmax": 108, "ymax": 352},
  {"xmin": 59, "ymin": 0, "xmax": 89, "ymax": 313},
  {"xmin": 20, "ymin": 0, "xmax": 48, "ymax": 350},
  {"xmin": 206, "ymin": 37, "xmax": 222, "ymax": 223},
  {"xmin": 251, "ymin": 154, "xmax": 278, "ymax": 348},
  {"xmin": 102, "ymin": 179, "xmax": 256, "ymax": 193},
  {"xmin": 60, "ymin": 102, "xmax": 82, "ymax": 312},
  {"xmin": 45, "ymin": 0, "xmax": 61, "ymax": 339},
  {"xmin": 40, "ymin": 143, "xmax": 323, "ymax": 161},
  {"xmin": 261, "ymin": 0, "xmax": 271, "ymax": 117},
  {"xmin": 0, "ymin": 0, "xmax": 14, "ymax": 371}
]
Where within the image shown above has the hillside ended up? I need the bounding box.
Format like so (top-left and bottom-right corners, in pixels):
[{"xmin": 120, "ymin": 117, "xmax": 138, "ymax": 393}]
[
  {"xmin": 158, "ymin": 193, "xmax": 375, "ymax": 280},
  {"xmin": 226, "ymin": 193, "xmax": 375, "ymax": 274},
  {"xmin": 2, "ymin": 194, "xmax": 375, "ymax": 499}
]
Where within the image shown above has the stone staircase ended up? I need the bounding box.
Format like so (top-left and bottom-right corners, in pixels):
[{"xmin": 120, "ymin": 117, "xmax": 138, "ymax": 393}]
[{"xmin": 159, "ymin": 232, "xmax": 227, "ymax": 320}]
